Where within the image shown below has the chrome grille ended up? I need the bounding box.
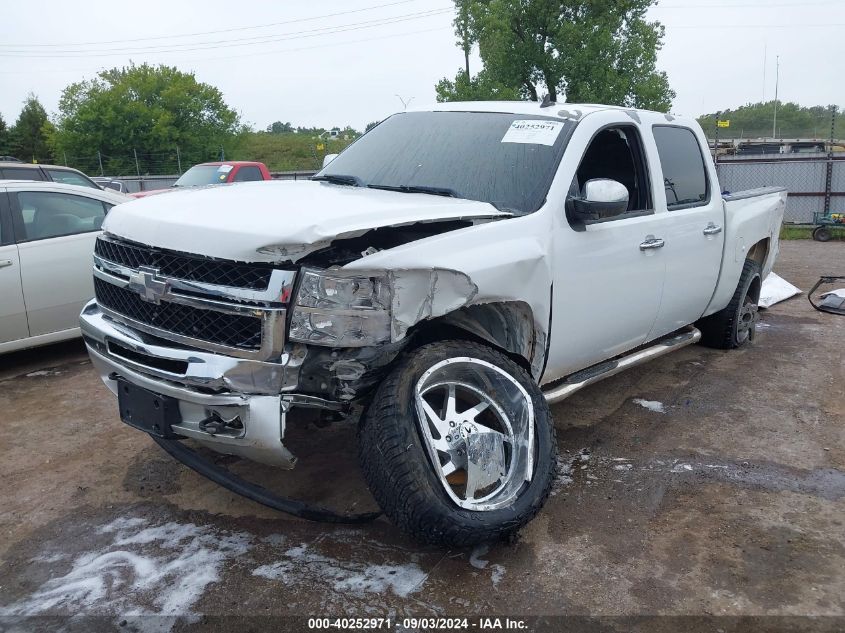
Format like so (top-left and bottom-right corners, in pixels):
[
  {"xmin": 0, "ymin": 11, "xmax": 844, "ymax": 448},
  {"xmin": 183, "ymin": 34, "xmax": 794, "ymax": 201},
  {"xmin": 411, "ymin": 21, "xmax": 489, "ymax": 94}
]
[
  {"xmin": 95, "ymin": 237, "xmax": 272, "ymax": 290},
  {"xmin": 94, "ymin": 278, "xmax": 263, "ymax": 350},
  {"xmin": 92, "ymin": 235, "xmax": 294, "ymax": 359}
]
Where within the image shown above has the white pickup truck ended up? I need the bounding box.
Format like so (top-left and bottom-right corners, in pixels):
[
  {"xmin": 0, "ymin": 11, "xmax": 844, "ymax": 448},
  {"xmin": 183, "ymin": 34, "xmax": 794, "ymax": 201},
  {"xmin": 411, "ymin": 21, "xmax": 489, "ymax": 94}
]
[{"xmin": 80, "ymin": 102, "xmax": 786, "ymax": 546}]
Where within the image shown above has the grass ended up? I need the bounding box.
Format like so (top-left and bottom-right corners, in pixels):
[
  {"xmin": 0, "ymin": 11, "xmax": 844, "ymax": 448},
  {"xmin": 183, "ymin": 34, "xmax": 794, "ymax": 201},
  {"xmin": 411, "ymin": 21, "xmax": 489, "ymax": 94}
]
[
  {"xmin": 780, "ymin": 224, "xmax": 845, "ymax": 240},
  {"xmin": 229, "ymin": 132, "xmax": 356, "ymax": 172}
]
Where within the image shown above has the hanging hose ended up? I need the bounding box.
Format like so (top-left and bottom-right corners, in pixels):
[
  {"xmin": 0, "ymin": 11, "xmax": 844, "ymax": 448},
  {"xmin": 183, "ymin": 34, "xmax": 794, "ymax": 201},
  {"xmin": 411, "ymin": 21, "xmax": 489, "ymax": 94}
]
[
  {"xmin": 151, "ymin": 435, "xmax": 382, "ymax": 524},
  {"xmin": 808, "ymin": 275, "xmax": 845, "ymax": 315}
]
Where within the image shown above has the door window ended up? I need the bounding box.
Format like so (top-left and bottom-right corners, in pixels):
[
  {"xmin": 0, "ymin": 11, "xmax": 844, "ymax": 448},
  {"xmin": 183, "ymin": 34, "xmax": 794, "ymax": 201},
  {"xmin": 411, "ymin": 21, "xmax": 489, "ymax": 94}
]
[
  {"xmin": 14, "ymin": 191, "xmax": 107, "ymax": 241},
  {"xmin": 1, "ymin": 167, "xmax": 44, "ymax": 181},
  {"xmin": 570, "ymin": 126, "xmax": 652, "ymax": 222},
  {"xmin": 45, "ymin": 168, "xmax": 99, "ymax": 189},
  {"xmin": 653, "ymin": 126, "xmax": 710, "ymax": 210},
  {"xmin": 232, "ymin": 166, "xmax": 263, "ymax": 182}
]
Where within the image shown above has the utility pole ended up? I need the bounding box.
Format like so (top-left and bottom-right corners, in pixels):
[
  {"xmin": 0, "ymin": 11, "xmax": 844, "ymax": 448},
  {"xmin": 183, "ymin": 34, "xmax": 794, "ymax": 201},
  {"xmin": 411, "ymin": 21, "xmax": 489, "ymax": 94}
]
[
  {"xmin": 395, "ymin": 94, "xmax": 414, "ymax": 111},
  {"xmin": 762, "ymin": 43, "xmax": 767, "ymax": 102},
  {"xmin": 772, "ymin": 55, "xmax": 780, "ymax": 139},
  {"xmin": 97, "ymin": 151, "xmax": 104, "ymax": 176},
  {"xmin": 824, "ymin": 105, "xmax": 836, "ymax": 215},
  {"xmin": 133, "ymin": 148, "xmax": 141, "ymax": 178},
  {"xmin": 63, "ymin": 151, "xmax": 68, "ymax": 167},
  {"xmin": 176, "ymin": 145, "xmax": 182, "ymax": 174}
]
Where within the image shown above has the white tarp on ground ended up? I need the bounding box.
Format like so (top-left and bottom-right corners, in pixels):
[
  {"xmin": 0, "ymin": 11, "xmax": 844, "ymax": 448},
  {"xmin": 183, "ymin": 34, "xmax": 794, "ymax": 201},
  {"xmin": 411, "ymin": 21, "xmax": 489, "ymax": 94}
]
[{"xmin": 759, "ymin": 272, "xmax": 802, "ymax": 308}]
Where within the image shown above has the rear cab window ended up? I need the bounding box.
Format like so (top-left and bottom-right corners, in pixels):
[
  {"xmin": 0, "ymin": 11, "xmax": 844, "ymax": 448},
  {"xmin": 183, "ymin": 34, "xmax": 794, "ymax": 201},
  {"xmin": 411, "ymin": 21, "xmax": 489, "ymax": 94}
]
[
  {"xmin": 233, "ymin": 166, "xmax": 264, "ymax": 182},
  {"xmin": 652, "ymin": 126, "xmax": 710, "ymax": 210}
]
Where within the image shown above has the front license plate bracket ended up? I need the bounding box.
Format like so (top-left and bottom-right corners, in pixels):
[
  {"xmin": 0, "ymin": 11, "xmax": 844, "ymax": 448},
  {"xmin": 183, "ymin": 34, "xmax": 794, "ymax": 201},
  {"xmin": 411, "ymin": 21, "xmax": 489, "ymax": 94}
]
[{"xmin": 116, "ymin": 378, "xmax": 183, "ymax": 438}]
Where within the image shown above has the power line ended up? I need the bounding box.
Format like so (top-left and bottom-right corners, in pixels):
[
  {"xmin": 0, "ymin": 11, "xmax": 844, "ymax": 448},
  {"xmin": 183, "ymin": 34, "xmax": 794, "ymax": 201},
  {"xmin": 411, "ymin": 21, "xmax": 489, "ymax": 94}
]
[
  {"xmin": 0, "ymin": 0, "xmax": 419, "ymax": 48},
  {"xmin": 0, "ymin": 7, "xmax": 453, "ymax": 58},
  {"xmin": 0, "ymin": 25, "xmax": 450, "ymax": 74},
  {"xmin": 671, "ymin": 23, "xmax": 845, "ymax": 28},
  {"xmin": 657, "ymin": 0, "xmax": 839, "ymax": 7}
]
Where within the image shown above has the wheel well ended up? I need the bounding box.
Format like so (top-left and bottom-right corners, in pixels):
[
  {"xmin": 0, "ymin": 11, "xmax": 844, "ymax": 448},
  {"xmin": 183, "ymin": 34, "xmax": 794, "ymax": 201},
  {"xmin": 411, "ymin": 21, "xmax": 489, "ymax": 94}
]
[
  {"xmin": 405, "ymin": 304, "xmax": 537, "ymax": 375},
  {"xmin": 747, "ymin": 238, "xmax": 770, "ymax": 268},
  {"xmin": 748, "ymin": 266, "xmax": 763, "ymax": 303}
]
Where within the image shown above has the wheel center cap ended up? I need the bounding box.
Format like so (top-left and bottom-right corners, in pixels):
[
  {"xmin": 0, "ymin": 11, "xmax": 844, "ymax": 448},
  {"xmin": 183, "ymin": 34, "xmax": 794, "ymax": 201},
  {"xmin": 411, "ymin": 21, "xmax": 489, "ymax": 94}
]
[{"xmin": 459, "ymin": 422, "xmax": 478, "ymax": 438}]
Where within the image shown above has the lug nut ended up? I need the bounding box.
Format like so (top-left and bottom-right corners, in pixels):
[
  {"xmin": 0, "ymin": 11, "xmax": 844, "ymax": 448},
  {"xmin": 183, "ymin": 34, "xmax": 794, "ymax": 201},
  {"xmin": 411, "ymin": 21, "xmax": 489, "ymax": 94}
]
[
  {"xmin": 446, "ymin": 435, "xmax": 452, "ymax": 442},
  {"xmin": 450, "ymin": 421, "xmax": 456, "ymax": 428}
]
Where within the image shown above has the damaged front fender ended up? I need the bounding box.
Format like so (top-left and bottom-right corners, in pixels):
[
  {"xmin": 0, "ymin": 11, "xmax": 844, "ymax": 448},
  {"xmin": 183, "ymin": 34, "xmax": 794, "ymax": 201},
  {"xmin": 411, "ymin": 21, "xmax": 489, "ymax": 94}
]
[{"xmin": 388, "ymin": 268, "xmax": 478, "ymax": 340}]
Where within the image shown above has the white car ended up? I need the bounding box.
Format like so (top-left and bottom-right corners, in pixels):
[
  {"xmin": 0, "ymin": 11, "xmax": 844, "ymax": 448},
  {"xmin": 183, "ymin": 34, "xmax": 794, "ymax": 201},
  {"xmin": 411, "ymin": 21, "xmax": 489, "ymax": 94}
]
[{"xmin": 0, "ymin": 181, "xmax": 129, "ymax": 353}]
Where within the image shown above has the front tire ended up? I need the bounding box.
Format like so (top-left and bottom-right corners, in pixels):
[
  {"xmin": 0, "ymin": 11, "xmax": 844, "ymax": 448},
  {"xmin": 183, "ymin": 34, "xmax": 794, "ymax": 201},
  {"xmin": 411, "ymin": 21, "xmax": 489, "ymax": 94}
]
[
  {"xmin": 697, "ymin": 259, "xmax": 762, "ymax": 349},
  {"xmin": 358, "ymin": 340, "xmax": 557, "ymax": 547}
]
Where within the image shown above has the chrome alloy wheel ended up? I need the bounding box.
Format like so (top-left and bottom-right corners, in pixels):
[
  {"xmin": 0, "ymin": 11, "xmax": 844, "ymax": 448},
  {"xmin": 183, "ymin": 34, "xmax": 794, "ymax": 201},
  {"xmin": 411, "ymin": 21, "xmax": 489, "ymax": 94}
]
[
  {"xmin": 414, "ymin": 357, "xmax": 535, "ymax": 511},
  {"xmin": 737, "ymin": 295, "xmax": 759, "ymax": 344}
]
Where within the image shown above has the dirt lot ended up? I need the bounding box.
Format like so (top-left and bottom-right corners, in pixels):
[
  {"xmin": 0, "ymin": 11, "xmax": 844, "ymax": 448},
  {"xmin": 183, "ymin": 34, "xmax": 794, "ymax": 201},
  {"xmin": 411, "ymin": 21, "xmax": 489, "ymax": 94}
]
[{"xmin": 1, "ymin": 241, "xmax": 843, "ymax": 631}]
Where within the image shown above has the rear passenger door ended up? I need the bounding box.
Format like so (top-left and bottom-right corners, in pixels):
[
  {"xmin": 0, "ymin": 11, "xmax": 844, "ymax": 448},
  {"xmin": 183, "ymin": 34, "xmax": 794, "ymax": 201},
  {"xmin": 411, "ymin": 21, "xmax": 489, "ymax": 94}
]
[
  {"xmin": 645, "ymin": 126, "xmax": 725, "ymax": 339},
  {"xmin": 0, "ymin": 190, "xmax": 29, "ymax": 345},
  {"xmin": 10, "ymin": 189, "xmax": 109, "ymax": 336}
]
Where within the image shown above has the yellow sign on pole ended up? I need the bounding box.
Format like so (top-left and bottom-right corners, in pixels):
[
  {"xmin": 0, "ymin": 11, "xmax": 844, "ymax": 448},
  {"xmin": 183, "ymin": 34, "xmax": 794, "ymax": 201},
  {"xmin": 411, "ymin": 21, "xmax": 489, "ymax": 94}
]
[{"xmin": 717, "ymin": 120, "xmax": 730, "ymax": 128}]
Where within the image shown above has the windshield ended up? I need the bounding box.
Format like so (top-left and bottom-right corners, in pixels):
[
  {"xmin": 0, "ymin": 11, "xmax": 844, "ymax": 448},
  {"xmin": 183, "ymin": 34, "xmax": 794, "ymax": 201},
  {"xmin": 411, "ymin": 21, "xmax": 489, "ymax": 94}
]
[
  {"xmin": 174, "ymin": 164, "xmax": 231, "ymax": 187},
  {"xmin": 317, "ymin": 111, "xmax": 573, "ymax": 214}
]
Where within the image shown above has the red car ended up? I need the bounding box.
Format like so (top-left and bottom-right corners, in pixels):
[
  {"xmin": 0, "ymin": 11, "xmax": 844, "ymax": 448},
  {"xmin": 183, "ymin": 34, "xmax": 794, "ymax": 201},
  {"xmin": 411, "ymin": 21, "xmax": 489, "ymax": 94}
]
[{"xmin": 131, "ymin": 161, "xmax": 271, "ymax": 199}]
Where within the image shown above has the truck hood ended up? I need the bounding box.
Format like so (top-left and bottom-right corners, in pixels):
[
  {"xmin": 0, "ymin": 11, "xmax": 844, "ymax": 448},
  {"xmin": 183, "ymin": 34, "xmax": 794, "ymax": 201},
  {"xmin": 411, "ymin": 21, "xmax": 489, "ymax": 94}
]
[{"xmin": 104, "ymin": 180, "xmax": 510, "ymax": 263}]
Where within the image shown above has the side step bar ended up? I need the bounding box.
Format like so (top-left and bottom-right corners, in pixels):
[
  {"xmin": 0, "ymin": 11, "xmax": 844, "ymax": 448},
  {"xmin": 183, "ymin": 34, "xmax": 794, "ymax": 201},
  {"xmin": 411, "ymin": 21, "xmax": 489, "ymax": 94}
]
[{"xmin": 542, "ymin": 326, "xmax": 702, "ymax": 404}]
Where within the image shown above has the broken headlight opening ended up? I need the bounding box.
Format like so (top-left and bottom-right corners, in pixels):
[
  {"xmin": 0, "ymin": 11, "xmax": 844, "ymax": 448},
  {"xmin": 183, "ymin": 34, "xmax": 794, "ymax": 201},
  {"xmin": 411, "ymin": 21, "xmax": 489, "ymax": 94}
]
[{"xmin": 288, "ymin": 268, "xmax": 392, "ymax": 346}]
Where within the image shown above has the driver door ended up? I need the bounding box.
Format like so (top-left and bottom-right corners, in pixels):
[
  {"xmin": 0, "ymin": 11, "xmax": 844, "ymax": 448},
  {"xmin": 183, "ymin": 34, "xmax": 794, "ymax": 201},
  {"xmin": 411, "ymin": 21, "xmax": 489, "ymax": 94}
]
[{"xmin": 544, "ymin": 121, "xmax": 670, "ymax": 380}]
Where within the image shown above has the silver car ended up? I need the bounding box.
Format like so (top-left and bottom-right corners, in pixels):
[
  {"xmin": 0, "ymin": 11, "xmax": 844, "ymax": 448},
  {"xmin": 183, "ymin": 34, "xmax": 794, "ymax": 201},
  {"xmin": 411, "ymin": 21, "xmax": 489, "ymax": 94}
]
[{"xmin": 0, "ymin": 180, "xmax": 130, "ymax": 353}]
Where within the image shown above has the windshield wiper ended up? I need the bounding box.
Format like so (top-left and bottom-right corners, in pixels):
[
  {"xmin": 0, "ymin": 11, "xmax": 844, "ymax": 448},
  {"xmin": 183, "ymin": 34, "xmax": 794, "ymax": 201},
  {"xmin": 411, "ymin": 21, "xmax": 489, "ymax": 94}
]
[
  {"xmin": 312, "ymin": 174, "xmax": 362, "ymax": 187},
  {"xmin": 367, "ymin": 184, "xmax": 458, "ymax": 198}
]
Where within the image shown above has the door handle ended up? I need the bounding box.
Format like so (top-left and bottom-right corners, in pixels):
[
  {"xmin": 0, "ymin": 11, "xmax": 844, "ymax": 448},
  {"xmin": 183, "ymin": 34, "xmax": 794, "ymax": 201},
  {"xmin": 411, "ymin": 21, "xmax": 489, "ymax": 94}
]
[
  {"xmin": 703, "ymin": 223, "xmax": 723, "ymax": 236},
  {"xmin": 0, "ymin": 259, "xmax": 13, "ymax": 269},
  {"xmin": 639, "ymin": 237, "xmax": 665, "ymax": 251}
]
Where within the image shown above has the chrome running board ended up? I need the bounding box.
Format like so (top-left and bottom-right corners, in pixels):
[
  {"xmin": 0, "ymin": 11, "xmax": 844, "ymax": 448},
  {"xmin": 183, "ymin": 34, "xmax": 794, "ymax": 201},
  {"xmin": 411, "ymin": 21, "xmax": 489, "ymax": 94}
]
[{"xmin": 542, "ymin": 326, "xmax": 702, "ymax": 404}]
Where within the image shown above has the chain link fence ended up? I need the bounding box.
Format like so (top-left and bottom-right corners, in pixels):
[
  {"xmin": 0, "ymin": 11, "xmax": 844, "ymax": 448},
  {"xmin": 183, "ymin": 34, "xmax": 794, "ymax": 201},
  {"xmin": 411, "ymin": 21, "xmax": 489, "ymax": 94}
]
[
  {"xmin": 715, "ymin": 156, "xmax": 843, "ymax": 223},
  {"xmin": 58, "ymin": 147, "xmax": 227, "ymax": 179}
]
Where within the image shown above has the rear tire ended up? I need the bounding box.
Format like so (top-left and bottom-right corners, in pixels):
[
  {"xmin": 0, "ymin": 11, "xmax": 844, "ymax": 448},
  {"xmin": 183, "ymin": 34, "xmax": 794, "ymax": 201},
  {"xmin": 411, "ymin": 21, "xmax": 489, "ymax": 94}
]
[
  {"xmin": 358, "ymin": 340, "xmax": 557, "ymax": 547},
  {"xmin": 697, "ymin": 259, "xmax": 762, "ymax": 349}
]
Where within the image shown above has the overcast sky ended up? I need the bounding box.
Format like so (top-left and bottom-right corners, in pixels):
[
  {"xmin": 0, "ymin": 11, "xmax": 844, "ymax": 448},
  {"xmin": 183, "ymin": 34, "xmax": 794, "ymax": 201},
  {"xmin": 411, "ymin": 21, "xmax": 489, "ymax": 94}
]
[{"xmin": 1, "ymin": 0, "xmax": 842, "ymax": 131}]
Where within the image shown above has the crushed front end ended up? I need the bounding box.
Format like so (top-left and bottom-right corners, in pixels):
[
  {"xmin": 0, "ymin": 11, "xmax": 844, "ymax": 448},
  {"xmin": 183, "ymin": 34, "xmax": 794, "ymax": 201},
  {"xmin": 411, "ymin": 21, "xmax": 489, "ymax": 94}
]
[{"xmin": 80, "ymin": 234, "xmax": 398, "ymax": 469}]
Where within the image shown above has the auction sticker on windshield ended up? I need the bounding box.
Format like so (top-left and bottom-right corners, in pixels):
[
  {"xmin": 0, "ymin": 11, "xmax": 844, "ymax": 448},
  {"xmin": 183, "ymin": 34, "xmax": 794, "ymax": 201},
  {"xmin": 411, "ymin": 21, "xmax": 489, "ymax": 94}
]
[{"xmin": 501, "ymin": 119, "xmax": 565, "ymax": 146}]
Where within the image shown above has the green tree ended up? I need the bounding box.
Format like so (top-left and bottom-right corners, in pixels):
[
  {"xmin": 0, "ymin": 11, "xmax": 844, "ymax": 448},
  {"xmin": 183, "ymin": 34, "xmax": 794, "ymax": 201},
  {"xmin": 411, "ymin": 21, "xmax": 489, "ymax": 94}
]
[
  {"xmin": 267, "ymin": 121, "xmax": 293, "ymax": 134},
  {"xmin": 365, "ymin": 121, "xmax": 381, "ymax": 133},
  {"xmin": 0, "ymin": 113, "xmax": 9, "ymax": 155},
  {"xmin": 51, "ymin": 63, "xmax": 244, "ymax": 175},
  {"xmin": 437, "ymin": 0, "xmax": 674, "ymax": 111},
  {"xmin": 697, "ymin": 102, "xmax": 842, "ymax": 139},
  {"xmin": 10, "ymin": 94, "xmax": 54, "ymax": 163},
  {"xmin": 436, "ymin": 68, "xmax": 520, "ymax": 102}
]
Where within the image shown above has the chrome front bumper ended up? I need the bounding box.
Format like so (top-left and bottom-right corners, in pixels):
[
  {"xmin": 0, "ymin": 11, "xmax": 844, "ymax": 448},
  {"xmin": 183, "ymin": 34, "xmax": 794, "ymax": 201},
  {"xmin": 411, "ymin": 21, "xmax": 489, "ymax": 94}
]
[{"xmin": 81, "ymin": 300, "xmax": 337, "ymax": 469}]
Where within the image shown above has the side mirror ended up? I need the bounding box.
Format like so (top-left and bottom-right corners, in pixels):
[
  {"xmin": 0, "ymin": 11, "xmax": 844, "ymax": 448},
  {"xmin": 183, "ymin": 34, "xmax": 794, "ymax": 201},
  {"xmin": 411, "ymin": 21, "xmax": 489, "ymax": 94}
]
[
  {"xmin": 322, "ymin": 153, "xmax": 339, "ymax": 168},
  {"xmin": 103, "ymin": 181, "xmax": 124, "ymax": 193},
  {"xmin": 570, "ymin": 179, "xmax": 629, "ymax": 223}
]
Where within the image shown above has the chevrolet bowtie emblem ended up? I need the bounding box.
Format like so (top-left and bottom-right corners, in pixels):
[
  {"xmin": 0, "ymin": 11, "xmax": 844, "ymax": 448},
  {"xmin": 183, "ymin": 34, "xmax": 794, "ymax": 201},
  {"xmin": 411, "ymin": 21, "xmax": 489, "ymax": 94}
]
[{"xmin": 128, "ymin": 266, "xmax": 169, "ymax": 304}]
